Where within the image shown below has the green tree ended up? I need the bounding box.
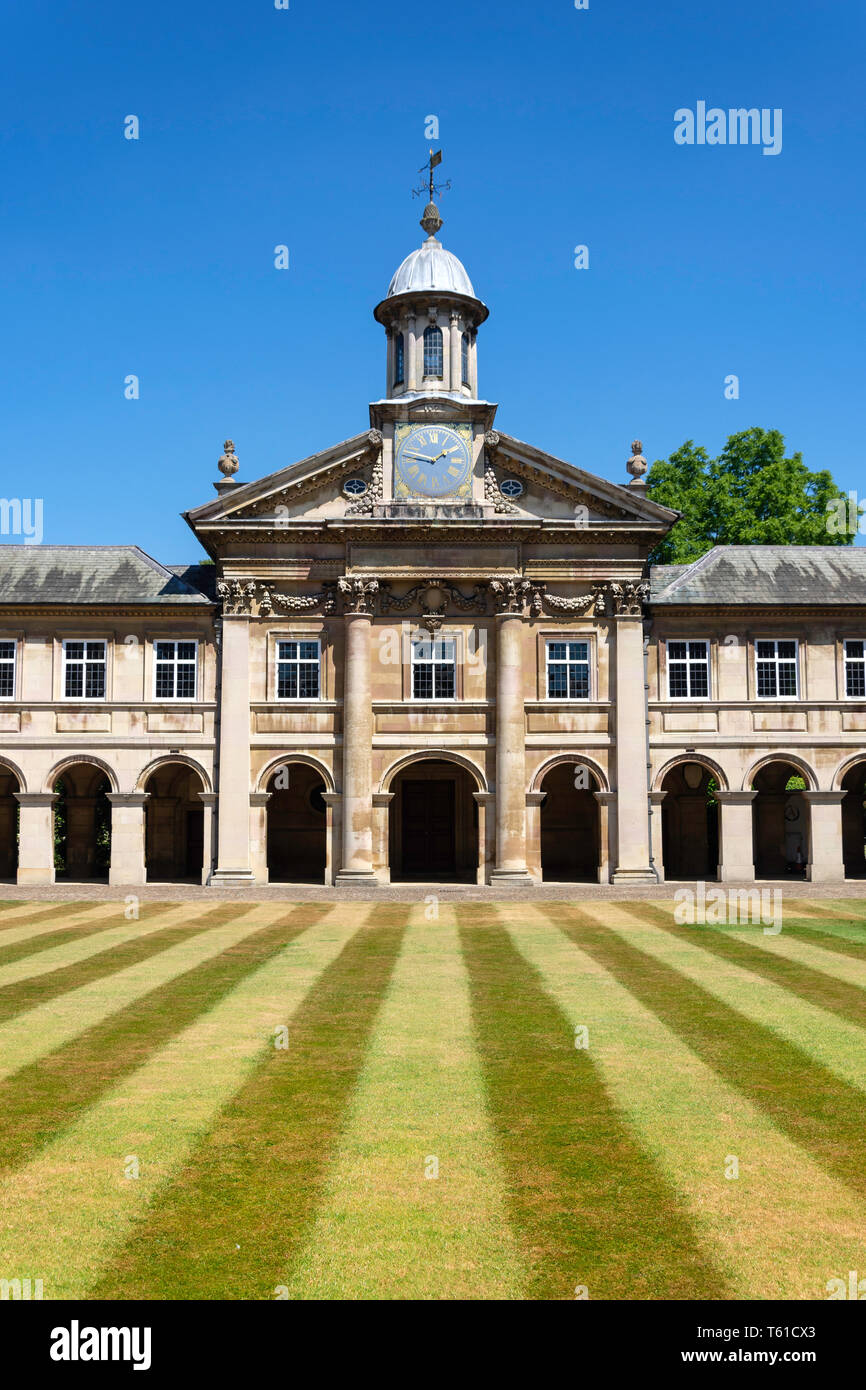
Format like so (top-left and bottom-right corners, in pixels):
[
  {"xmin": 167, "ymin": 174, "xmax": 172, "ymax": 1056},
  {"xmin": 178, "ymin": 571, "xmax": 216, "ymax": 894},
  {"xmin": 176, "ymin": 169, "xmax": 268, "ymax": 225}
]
[{"xmin": 647, "ymin": 428, "xmax": 854, "ymax": 565}]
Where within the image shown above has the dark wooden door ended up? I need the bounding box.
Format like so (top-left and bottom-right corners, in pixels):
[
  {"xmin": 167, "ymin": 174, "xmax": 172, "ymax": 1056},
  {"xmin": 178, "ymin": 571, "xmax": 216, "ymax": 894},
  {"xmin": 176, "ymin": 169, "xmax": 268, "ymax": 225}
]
[{"xmin": 401, "ymin": 779, "xmax": 456, "ymax": 878}]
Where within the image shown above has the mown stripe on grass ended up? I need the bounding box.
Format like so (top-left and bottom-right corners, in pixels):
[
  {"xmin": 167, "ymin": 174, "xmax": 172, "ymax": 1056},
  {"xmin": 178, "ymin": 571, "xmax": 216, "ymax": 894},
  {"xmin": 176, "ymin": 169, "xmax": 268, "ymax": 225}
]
[
  {"xmin": 0, "ymin": 903, "xmax": 129, "ymax": 960},
  {"xmin": 550, "ymin": 904, "xmax": 866, "ymax": 1205},
  {"xmin": 0, "ymin": 901, "xmax": 100, "ymax": 931},
  {"xmin": 0, "ymin": 905, "xmax": 318, "ymax": 1172},
  {"xmin": 504, "ymin": 905, "xmax": 866, "ymax": 1299},
  {"xmin": 459, "ymin": 916, "xmax": 728, "ymax": 1300},
  {"xmin": 621, "ymin": 903, "xmax": 866, "ymax": 1032},
  {"xmin": 90, "ymin": 907, "xmax": 407, "ymax": 1300},
  {"xmin": 0, "ymin": 905, "xmax": 367, "ymax": 1300},
  {"xmin": 0, "ymin": 905, "xmax": 226, "ymax": 1023},
  {"xmin": 284, "ymin": 908, "xmax": 525, "ymax": 1300},
  {"xmin": 776, "ymin": 909, "xmax": 866, "ymax": 959}
]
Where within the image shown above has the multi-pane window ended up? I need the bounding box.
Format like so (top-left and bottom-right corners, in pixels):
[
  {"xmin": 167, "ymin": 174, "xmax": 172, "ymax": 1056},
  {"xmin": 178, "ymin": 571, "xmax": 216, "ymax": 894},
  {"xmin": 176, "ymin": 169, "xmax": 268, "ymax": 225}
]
[
  {"xmin": 394, "ymin": 332, "xmax": 404, "ymax": 385},
  {"xmin": 154, "ymin": 641, "xmax": 197, "ymax": 700},
  {"xmin": 845, "ymin": 640, "xmax": 866, "ymax": 697},
  {"xmin": 63, "ymin": 640, "xmax": 106, "ymax": 699},
  {"xmin": 461, "ymin": 332, "xmax": 470, "ymax": 385},
  {"xmin": 411, "ymin": 635, "xmax": 456, "ymax": 699},
  {"xmin": 423, "ymin": 325, "xmax": 443, "ymax": 378},
  {"xmin": 277, "ymin": 640, "xmax": 320, "ymax": 700},
  {"xmin": 667, "ymin": 640, "xmax": 710, "ymax": 699},
  {"xmin": 755, "ymin": 639, "xmax": 798, "ymax": 698},
  {"xmin": 0, "ymin": 640, "xmax": 15, "ymax": 699},
  {"xmin": 546, "ymin": 640, "xmax": 590, "ymax": 699}
]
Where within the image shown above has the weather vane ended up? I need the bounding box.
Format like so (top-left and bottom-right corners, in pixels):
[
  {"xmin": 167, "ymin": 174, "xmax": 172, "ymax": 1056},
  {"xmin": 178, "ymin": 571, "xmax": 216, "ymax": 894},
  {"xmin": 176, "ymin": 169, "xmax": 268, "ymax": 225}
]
[{"xmin": 412, "ymin": 148, "xmax": 451, "ymax": 203}]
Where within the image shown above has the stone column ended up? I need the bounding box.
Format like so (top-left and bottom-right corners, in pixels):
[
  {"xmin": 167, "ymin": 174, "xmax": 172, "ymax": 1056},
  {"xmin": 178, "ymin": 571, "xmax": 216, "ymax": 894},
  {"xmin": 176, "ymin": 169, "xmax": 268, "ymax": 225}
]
[
  {"xmin": 525, "ymin": 791, "xmax": 546, "ymax": 880},
  {"xmin": 372, "ymin": 791, "xmax": 394, "ymax": 882},
  {"xmin": 449, "ymin": 311, "xmax": 461, "ymax": 391},
  {"xmin": 594, "ymin": 790, "xmax": 615, "ymax": 884},
  {"xmin": 492, "ymin": 609, "xmax": 532, "ymax": 881},
  {"xmin": 249, "ymin": 791, "xmax": 271, "ymax": 885},
  {"xmin": 211, "ymin": 613, "xmax": 255, "ymax": 885},
  {"xmin": 107, "ymin": 793, "xmax": 149, "ymax": 886},
  {"xmin": 649, "ymin": 789, "xmax": 667, "ymax": 882},
  {"xmin": 716, "ymin": 790, "xmax": 757, "ymax": 882},
  {"xmin": 199, "ymin": 792, "xmax": 216, "ymax": 886},
  {"xmin": 406, "ymin": 315, "xmax": 417, "ymax": 391},
  {"xmin": 473, "ymin": 791, "xmax": 494, "ymax": 885},
  {"xmin": 611, "ymin": 598, "xmax": 655, "ymax": 883},
  {"xmin": 322, "ymin": 791, "xmax": 341, "ymax": 886},
  {"xmin": 470, "ymin": 332, "xmax": 478, "ymax": 395},
  {"xmin": 336, "ymin": 582, "xmax": 378, "ymax": 883},
  {"xmin": 15, "ymin": 792, "xmax": 57, "ymax": 886},
  {"xmin": 803, "ymin": 790, "xmax": 846, "ymax": 883}
]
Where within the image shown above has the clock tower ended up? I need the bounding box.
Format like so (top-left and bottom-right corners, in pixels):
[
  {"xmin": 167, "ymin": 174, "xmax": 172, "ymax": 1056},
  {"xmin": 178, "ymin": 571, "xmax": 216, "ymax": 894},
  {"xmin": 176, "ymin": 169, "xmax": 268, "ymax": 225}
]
[{"xmin": 371, "ymin": 161, "xmax": 493, "ymax": 507}]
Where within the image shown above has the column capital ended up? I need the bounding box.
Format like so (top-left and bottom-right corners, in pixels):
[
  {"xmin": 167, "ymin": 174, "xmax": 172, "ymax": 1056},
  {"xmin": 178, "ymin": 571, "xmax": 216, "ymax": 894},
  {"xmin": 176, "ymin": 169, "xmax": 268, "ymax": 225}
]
[
  {"xmin": 249, "ymin": 792, "xmax": 271, "ymax": 807},
  {"xmin": 649, "ymin": 789, "xmax": 668, "ymax": 805},
  {"xmin": 198, "ymin": 792, "xmax": 218, "ymax": 807},
  {"xmin": 15, "ymin": 792, "xmax": 58, "ymax": 807},
  {"xmin": 372, "ymin": 792, "xmax": 393, "ymax": 807},
  {"xmin": 106, "ymin": 792, "xmax": 150, "ymax": 807},
  {"xmin": 594, "ymin": 790, "xmax": 616, "ymax": 805},
  {"xmin": 321, "ymin": 792, "xmax": 342, "ymax": 807},
  {"xmin": 715, "ymin": 790, "xmax": 758, "ymax": 804},
  {"xmin": 525, "ymin": 791, "xmax": 546, "ymax": 806},
  {"xmin": 802, "ymin": 790, "xmax": 847, "ymax": 805}
]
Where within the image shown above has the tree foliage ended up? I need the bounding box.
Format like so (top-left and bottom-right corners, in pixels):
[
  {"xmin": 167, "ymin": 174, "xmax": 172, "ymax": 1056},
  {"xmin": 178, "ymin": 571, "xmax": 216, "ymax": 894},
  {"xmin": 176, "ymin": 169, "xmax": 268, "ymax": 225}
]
[{"xmin": 646, "ymin": 428, "xmax": 851, "ymax": 565}]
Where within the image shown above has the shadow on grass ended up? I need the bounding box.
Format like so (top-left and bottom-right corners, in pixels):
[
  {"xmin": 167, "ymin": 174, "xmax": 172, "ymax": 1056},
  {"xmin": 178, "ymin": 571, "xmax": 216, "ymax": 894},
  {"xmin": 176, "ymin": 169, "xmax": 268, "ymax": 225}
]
[
  {"xmin": 460, "ymin": 920, "xmax": 729, "ymax": 1300},
  {"xmin": 545, "ymin": 905, "xmax": 866, "ymax": 1204},
  {"xmin": 0, "ymin": 905, "xmax": 331, "ymax": 1174},
  {"xmin": 91, "ymin": 908, "xmax": 408, "ymax": 1300}
]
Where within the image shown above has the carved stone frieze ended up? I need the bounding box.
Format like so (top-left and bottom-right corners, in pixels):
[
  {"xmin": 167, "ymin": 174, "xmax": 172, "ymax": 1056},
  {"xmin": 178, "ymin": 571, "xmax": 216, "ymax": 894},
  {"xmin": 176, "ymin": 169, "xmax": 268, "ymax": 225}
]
[
  {"xmin": 337, "ymin": 576, "xmax": 380, "ymax": 614},
  {"xmin": 379, "ymin": 578, "xmax": 489, "ymax": 630}
]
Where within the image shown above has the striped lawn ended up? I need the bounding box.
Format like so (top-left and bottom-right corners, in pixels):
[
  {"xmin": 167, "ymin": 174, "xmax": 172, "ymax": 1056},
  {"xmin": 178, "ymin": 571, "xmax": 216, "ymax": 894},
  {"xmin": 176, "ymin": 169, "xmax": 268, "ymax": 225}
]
[{"xmin": 0, "ymin": 897, "xmax": 864, "ymax": 1300}]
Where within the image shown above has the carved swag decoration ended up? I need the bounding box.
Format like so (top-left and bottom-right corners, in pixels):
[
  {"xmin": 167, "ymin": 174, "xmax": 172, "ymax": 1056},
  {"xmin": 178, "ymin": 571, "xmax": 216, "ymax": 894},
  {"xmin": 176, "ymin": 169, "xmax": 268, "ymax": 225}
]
[{"xmin": 380, "ymin": 578, "xmax": 489, "ymax": 632}]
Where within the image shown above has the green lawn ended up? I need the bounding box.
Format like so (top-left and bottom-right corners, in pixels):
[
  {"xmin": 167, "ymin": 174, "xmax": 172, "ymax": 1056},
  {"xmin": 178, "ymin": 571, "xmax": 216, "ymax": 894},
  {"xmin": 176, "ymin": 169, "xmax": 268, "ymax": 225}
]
[{"xmin": 1, "ymin": 895, "xmax": 865, "ymax": 1300}]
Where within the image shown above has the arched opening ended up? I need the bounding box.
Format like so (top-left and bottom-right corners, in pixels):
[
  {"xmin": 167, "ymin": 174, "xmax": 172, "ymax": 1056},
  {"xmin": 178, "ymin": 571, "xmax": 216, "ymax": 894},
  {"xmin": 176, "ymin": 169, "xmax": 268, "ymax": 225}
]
[
  {"xmin": 0, "ymin": 764, "xmax": 21, "ymax": 881},
  {"xmin": 53, "ymin": 763, "xmax": 111, "ymax": 881},
  {"xmin": 841, "ymin": 761, "xmax": 866, "ymax": 878},
  {"xmin": 266, "ymin": 762, "xmax": 327, "ymax": 883},
  {"xmin": 751, "ymin": 761, "xmax": 809, "ymax": 879},
  {"xmin": 423, "ymin": 324, "xmax": 443, "ymax": 378},
  {"xmin": 389, "ymin": 759, "xmax": 477, "ymax": 882},
  {"xmin": 143, "ymin": 762, "xmax": 206, "ymax": 882},
  {"xmin": 461, "ymin": 331, "xmax": 470, "ymax": 386},
  {"xmin": 539, "ymin": 761, "xmax": 600, "ymax": 882},
  {"xmin": 661, "ymin": 762, "xmax": 719, "ymax": 880},
  {"xmin": 394, "ymin": 331, "xmax": 405, "ymax": 387}
]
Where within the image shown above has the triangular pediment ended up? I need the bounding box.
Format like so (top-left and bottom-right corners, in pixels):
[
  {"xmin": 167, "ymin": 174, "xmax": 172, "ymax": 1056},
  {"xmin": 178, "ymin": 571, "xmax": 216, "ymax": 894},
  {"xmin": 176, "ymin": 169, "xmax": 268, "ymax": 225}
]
[{"xmin": 486, "ymin": 432, "xmax": 677, "ymax": 525}]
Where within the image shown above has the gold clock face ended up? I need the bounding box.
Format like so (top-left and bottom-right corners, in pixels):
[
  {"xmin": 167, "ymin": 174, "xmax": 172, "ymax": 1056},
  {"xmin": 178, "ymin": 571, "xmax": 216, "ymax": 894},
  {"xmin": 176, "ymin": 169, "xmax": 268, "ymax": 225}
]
[{"xmin": 394, "ymin": 422, "xmax": 473, "ymax": 500}]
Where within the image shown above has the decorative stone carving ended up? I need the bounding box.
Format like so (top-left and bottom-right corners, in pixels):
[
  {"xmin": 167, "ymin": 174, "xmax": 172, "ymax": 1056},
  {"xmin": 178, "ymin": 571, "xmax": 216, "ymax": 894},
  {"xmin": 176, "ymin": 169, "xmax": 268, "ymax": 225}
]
[
  {"xmin": 217, "ymin": 439, "xmax": 239, "ymax": 480},
  {"xmin": 626, "ymin": 439, "xmax": 648, "ymax": 484},
  {"xmin": 484, "ymin": 465, "xmax": 517, "ymax": 514},
  {"xmin": 216, "ymin": 577, "xmax": 256, "ymax": 614},
  {"xmin": 484, "ymin": 430, "xmax": 500, "ymax": 454},
  {"xmin": 489, "ymin": 577, "xmax": 545, "ymax": 616},
  {"xmin": 264, "ymin": 583, "xmax": 338, "ymax": 616},
  {"xmin": 337, "ymin": 576, "xmax": 380, "ymax": 615},
  {"xmin": 345, "ymin": 431, "xmax": 384, "ymax": 516},
  {"xmin": 543, "ymin": 590, "xmax": 598, "ymax": 614},
  {"xmin": 608, "ymin": 580, "xmax": 650, "ymax": 616},
  {"xmin": 379, "ymin": 578, "xmax": 489, "ymax": 629}
]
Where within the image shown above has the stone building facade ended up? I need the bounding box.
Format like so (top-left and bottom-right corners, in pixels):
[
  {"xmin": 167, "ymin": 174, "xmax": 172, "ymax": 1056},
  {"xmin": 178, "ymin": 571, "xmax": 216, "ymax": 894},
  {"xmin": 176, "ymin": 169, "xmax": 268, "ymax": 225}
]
[{"xmin": 2, "ymin": 206, "xmax": 866, "ymax": 889}]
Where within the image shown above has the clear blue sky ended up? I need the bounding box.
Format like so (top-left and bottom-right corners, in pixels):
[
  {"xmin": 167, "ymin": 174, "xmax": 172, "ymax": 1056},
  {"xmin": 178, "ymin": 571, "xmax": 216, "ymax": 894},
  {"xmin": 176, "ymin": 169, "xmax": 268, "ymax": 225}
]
[{"xmin": 2, "ymin": 0, "xmax": 863, "ymax": 560}]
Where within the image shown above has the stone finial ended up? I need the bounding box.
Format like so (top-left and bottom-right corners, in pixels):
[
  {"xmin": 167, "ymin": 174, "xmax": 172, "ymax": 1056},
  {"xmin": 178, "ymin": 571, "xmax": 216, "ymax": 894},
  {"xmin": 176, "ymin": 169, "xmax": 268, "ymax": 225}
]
[
  {"xmin": 218, "ymin": 440, "xmax": 239, "ymax": 479},
  {"xmin": 420, "ymin": 201, "xmax": 443, "ymax": 239},
  {"xmin": 626, "ymin": 439, "xmax": 647, "ymax": 486}
]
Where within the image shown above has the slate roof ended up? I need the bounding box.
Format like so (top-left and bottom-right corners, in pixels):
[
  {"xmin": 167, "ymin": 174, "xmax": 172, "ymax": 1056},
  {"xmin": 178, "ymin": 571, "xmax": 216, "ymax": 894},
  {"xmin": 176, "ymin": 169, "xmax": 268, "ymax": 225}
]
[
  {"xmin": 650, "ymin": 546, "xmax": 866, "ymax": 606},
  {"xmin": 0, "ymin": 547, "xmax": 215, "ymax": 605}
]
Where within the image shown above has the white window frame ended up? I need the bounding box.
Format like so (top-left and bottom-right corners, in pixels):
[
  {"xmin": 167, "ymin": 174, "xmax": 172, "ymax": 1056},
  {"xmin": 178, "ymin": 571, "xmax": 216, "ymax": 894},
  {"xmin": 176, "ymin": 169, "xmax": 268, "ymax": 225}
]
[
  {"xmin": 545, "ymin": 638, "xmax": 591, "ymax": 701},
  {"xmin": 153, "ymin": 639, "xmax": 198, "ymax": 701},
  {"xmin": 666, "ymin": 639, "xmax": 711, "ymax": 700},
  {"xmin": 410, "ymin": 633, "xmax": 457, "ymax": 701},
  {"xmin": 844, "ymin": 639, "xmax": 866, "ymax": 699},
  {"xmin": 62, "ymin": 639, "xmax": 107, "ymax": 701},
  {"xmin": 0, "ymin": 639, "xmax": 16, "ymax": 700},
  {"xmin": 754, "ymin": 638, "xmax": 799, "ymax": 700},
  {"xmin": 275, "ymin": 638, "xmax": 321, "ymax": 701}
]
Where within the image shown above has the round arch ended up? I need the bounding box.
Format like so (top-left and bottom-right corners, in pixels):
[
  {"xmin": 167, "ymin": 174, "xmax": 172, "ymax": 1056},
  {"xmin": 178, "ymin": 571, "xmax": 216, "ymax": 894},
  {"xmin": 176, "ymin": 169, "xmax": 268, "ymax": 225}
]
[
  {"xmin": 257, "ymin": 753, "xmax": 335, "ymax": 795},
  {"xmin": 743, "ymin": 753, "xmax": 818, "ymax": 792},
  {"xmin": 653, "ymin": 754, "xmax": 729, "ymax": 794},
  {"xmin": 136, "ymin": 754, "xmax": 212, "ymax": 795},
  {"xmin": 0, "ymin": 757, "xmax": 26, "ymax": 793},
  {"xmin": 832, "ymin": 752, "xmax": 866, "ymax": 792},
  {"xmin": 379, "ymin": 749, "xmax": 487, "ymax": 794},
  {"xmin": 530, "ymin": 753, "xmax": 609, "ymax": 795},
  {"xmin": 44, "ymin": 755, "xmax": 119, "ymax": 795}
]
